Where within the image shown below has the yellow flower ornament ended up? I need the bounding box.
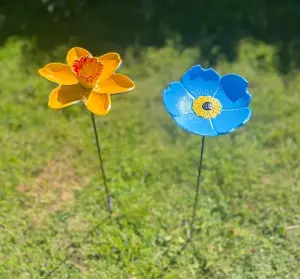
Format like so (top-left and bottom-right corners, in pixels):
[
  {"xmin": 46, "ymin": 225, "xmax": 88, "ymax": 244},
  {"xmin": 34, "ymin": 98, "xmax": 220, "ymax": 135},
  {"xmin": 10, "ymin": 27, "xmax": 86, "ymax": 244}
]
[{"xmin": 39, "ymin": 47, "xmax": 135, "ymax": 115}]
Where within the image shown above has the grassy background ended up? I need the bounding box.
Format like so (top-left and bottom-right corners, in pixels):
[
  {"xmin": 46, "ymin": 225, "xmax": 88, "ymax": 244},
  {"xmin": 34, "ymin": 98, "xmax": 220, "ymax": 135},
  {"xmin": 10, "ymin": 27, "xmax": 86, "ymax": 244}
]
[{"xmin": 0, "ymin": 36, "xmax": 300, "ymax": 278}]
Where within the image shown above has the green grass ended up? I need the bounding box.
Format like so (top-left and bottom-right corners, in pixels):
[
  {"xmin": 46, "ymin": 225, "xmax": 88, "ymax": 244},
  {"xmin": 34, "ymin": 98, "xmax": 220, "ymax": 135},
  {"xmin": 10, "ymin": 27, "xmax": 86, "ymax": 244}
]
[{"xmin": 0, "ymin": 37, "xmax": 300, "ymax": 279}]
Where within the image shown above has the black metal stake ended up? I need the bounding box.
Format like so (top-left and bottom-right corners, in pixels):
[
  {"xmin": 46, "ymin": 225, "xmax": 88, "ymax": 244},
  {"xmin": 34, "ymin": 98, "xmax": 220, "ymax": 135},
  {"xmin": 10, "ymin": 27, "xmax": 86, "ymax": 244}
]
[
  {"xmin": 91, "ymin": 112, "xmax": 113, "ymax": 216},
  {"xmin": 190, "ymin": 136, "xmax": 205, "ymax": 238},
  {"xmin": 158, "ymin": 136, "xmax": 206, "ymax": 274}
]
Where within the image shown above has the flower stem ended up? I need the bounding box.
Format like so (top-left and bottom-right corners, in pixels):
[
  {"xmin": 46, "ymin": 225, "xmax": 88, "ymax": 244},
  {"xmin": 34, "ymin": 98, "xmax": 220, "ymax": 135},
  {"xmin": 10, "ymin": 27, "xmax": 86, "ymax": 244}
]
[
  {"xmin": 190, "ymin": 136, "xmax": 205, "ymax": 239},
  {"xmin": 91, "ymin": 112, "xmax": 113, "ymax": 216}
]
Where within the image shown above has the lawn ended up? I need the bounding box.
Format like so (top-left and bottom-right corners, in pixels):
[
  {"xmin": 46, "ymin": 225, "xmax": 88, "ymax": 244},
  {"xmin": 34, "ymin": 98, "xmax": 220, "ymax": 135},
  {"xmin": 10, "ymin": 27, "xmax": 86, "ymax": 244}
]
[{"xmin": 0, "ymin": 38, "xmax": 300, "ymax": 278}]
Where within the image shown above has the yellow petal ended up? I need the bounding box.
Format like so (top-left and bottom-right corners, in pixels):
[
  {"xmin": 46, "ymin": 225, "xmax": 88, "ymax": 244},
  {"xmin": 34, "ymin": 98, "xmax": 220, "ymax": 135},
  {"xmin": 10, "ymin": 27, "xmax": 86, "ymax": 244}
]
[
  {"xmin": 38, "ymin": 63, "xmax": 78, "ymax": 85},
  {"xmin": 84, "ymin": 92, "xmax": 111, "ymax": 115},
  {"xmin": 95, "ymin": 74, "xmax": 135, "ymax": 94},
  {"xmin": 67, "ymin": 47, "xmax": 92, "ymax": 69},
  {"xmin": 97, "ymin": 53, "xmax": 122, "ymax": 82},
  {"xmin": 48, "ymin": 84, "xmax": 84, "ymax": 109}
]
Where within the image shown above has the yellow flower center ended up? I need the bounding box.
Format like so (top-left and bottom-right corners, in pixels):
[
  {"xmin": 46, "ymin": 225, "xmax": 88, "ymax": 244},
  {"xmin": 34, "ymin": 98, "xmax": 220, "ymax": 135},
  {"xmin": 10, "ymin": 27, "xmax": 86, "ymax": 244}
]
[
  {"xmin": 192, "ymin": 96, "xmax": 222, "ymax": 119},
  {"xmin": 73, "ymin": 56, "xmax": 104, "ymax": 88}
]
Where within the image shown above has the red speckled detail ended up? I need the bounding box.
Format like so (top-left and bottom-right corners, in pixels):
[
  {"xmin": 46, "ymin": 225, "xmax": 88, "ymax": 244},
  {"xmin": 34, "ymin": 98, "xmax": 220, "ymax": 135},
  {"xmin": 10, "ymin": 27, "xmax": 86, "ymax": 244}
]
[{"xmin": 73, "ymin": 56, "xmax": 104, "ymax": 84}]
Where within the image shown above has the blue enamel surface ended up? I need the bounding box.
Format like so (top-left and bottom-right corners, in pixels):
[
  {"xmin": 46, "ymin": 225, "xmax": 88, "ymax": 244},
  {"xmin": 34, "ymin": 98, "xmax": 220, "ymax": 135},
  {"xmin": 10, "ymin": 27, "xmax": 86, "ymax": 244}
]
[
  {"xmin": 163, "ymin": 82, "xmax": 194, "ymax": 116},
  {"xmin": 214, "ymin": 74, "xmax": 251, "ymax": 109},
  {"xmin": 181, "ymin": 65, "xmax": 220, "ymax": 98},
  {"xmin": 163, "ymin": 65, "xmax": 252, "ymax": 137},
  {"xmin": 174, "ymin": 114, "xmax": 217, "ymax": 136},
  {"xmin": 212, "ymin": 108, "xmax": 251, "ymax": 135}
]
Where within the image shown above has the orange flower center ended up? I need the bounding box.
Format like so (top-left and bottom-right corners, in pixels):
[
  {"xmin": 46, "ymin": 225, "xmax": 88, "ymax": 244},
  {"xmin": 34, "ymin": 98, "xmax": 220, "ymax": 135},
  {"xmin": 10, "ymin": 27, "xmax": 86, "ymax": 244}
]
[{"xmin": 73, "ymin": 56, "xmax": 104, "ymax": 88}]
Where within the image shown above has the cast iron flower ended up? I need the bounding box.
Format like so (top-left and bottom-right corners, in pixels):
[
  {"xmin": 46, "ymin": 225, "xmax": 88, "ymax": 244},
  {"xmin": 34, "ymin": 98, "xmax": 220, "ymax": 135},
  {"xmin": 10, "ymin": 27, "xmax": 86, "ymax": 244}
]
[
  {"xmin": 163, "ymin": 65, "xmax": 252, "ymax": 136},
  {"xmin": 39, "ymin": 47, "xmax": 135, "ymax": 115}
]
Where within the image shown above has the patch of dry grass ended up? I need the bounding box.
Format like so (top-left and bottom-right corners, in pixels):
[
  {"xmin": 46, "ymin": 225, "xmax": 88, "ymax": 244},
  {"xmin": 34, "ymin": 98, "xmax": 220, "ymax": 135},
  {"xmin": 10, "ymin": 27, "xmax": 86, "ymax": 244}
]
[{"xmin": 17, "ymin": 148, "xmax": 90, "ymax": 225}]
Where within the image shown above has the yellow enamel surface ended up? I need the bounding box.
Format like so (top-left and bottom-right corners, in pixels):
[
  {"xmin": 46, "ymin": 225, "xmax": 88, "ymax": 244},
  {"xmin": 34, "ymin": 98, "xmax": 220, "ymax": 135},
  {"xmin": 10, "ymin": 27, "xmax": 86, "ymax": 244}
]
[
  {"xmin": 84, "ymin": 92, "xmax": 111, "ymax": 115},
  {"xmin": 48, "ymin": 84, "xmax": 84, "ymax": 109},
  {"xmin": 38, "ymin": 63, "xmax": 78, "ymax": 85},
  {"xmin": 192, "ymin": 96, "xmax": 222, "ymax": 119},
  {"xmin": 97, "ymin": 53, "xmax": 122, "ymax": 82},
  {"xmin": 94, "ymin": 74, "xmax": 135, "ymax": 94},
  {"xmin": 67, "ymin": 47, "xmax": 92, "ymax": 69}
]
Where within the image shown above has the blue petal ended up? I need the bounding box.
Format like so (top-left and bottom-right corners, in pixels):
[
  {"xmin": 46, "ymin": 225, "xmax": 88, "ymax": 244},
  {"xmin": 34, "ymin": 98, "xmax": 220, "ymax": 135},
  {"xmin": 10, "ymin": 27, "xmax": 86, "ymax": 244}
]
[
  {"xmin": 173, "ymin": 114, "xmax": 217, "ymax": 136},
  {"xmin": 181, "ymin": 65, "xmax": 220, "ymax": 98},
  {"xmin": 214, "ymin": 74, "xmax": 251, "ymax": 109},
  {"xmin": 163, "ymin": 82, "xmax": 195, "ymax": 116},
  {"xmin": 212, "ymin": 108, "xmax": 251, "ymax": 135}
]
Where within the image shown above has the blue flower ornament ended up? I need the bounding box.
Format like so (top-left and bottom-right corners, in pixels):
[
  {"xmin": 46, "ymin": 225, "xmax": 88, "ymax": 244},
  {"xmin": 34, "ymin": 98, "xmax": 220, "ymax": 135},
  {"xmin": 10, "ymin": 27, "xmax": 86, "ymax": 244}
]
[{"xmin": 163, "ymin": 65, "xmax": 252, "ymax": 136}]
